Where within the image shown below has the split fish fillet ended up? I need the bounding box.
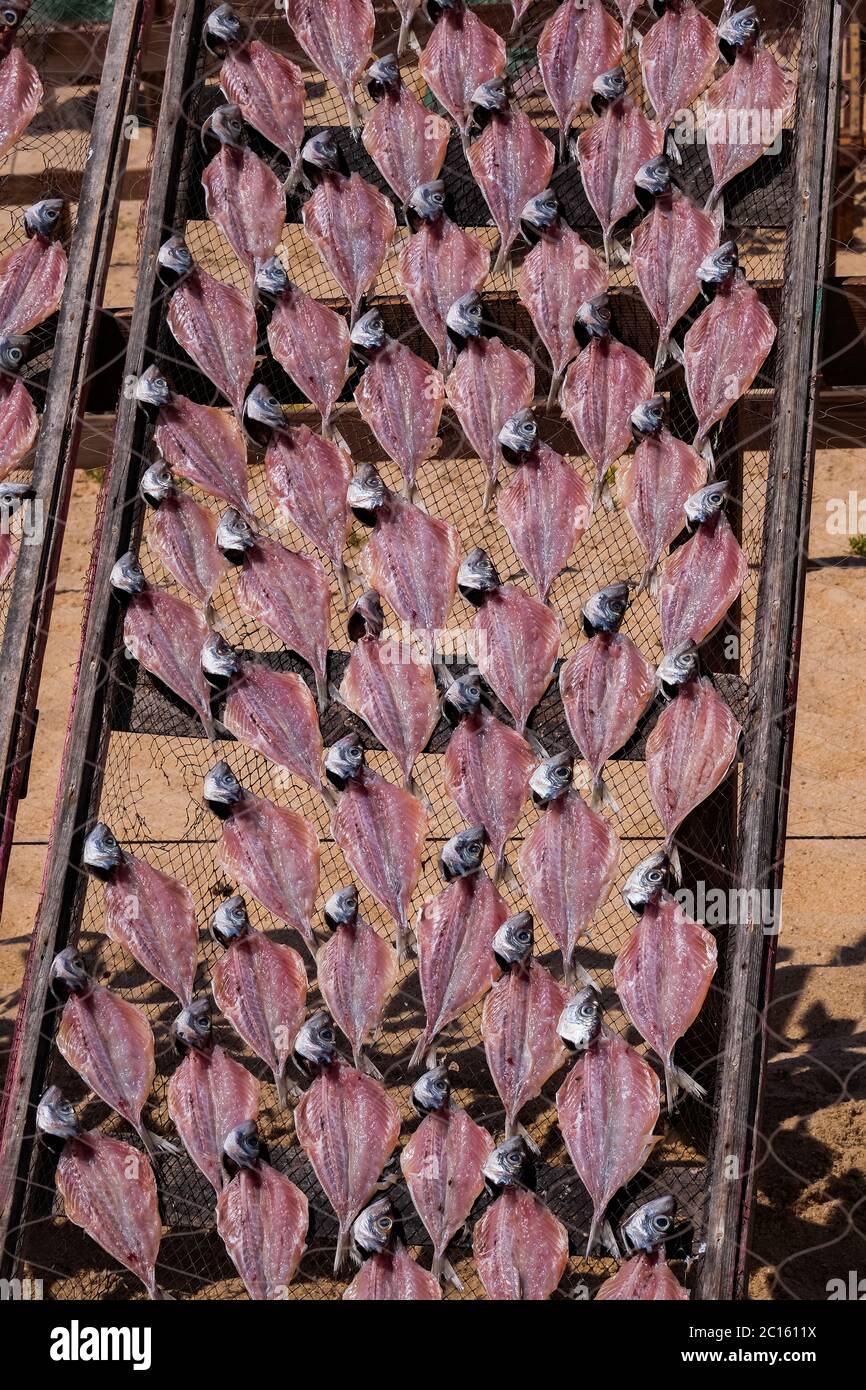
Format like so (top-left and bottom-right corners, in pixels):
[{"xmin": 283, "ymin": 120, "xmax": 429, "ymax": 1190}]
[
  {"xmin": 683, "ymin": 274, "xmax": 776, "ymax": 453},
  {"xmin": 705, "ymin": 42, "xmax": 795, "ymax": 210},
  {"xmin": 443, "ymin": 704, "xmax": 533, "ymax": 877},
  {"xmin": 641, "ymin": 0, "xmax": 718, "ymax": 133},
  {"xmin": 559, "ymin": 632, "xmax": 655, "ymax": 809},
  {"xmin": 303, "ymin": 172, "xmax": 396, "ymax": 320},
  {"xmin": 339, "ymin": 634, "xmax": 439, "ymax": 788},
  {"xmin": 167, "ymin": 267, "xmax": 256, "ymax": 418},
  {"xmin": 0, "ymin": 45, "xmax": 41, "ymax": 162},
  {"xmin": 467, "ymin": 110, "xmax": 554, "ymax": 272},
  {"xmin": 101, "ymin": 850, "xmax": 198, "ymax": 1005},
  {"xmin": 212, "ymin": 930, "xmax": 308, "ymax": 1104},
  {"xmin": 561, "ymin": 334, "xmax": 655, "ymax": 507},
  {"xmin": 284, "ymin": 0, "xmax": 374, "ymax": 132},
  {"xmin": 359, "ymin": 491, "xmax": 460, "ymax": 637},
  {"xmin": 217, "ymin": 1160, "xmax": 309, "ymax": 1298},
  {"xmin": 0, "ymin": 235, "xmax": 66, "ymax": 337},
  {"xmin": 344, "ymin": 1246, "xmax": 442, "ymax": 1300},
  {"xmin": 264, "ymin": 427, "xmax": 351, "ymax": 594},
  {"xmin": 122, "ymin": 585, "xmax": 214, "ymax": 734},
  {"xmin": 538, "ymin": 0, "xmax": 623, "ymax": 156},
  {"xmin": 221, "ymin": 660, "xmax": 324, "ymax": 791},
  {"xmin": 446, "ymin": 335, "xmax": 534, "ymax": 510},
  {"xmin": 577, "ymin": 95, "xmax": 663, "ymax": 265},
  {"xmin": 497, "ymin": 443, "xmax": 592, "ymax": 604},
  {"xmin": 362, "ymin": 80, "xmax": 450, "ymax": 204},
  {"xmin": 473, "ymin": 583, "xmax": 561, "ymax": 737},
  {"xmin": 596, "ymin": 1249, "xmax": 689, "ymax": 1300},
  {"xmin": 483, "ymin": 958, "xmax": 568, "ymax": 1136},
  {"xmin": 153, "ymin": 390, "xmax": 251, "ymax": 515},
  {"xmin": 659, "ymin": 510, "xmax": 748, "ymax": 653},
  {"xmin": 233, "ymin": 533, "xmax": 331, "ymax": 708},
  {"xmin": 397, "ymin": 214, "xmax": 489, "ymax": 369},
  {"xmin": 518, "ymin": 222, "xmax": 607, "ymax": 402},
  {"xmin": 354, "ymin": 341, "xmax": 444, "ymax": 499},
  {"xmin": 419, "ymin": 5, "xmax": 506, "ymax": 142},
  {"xmin": 219, "ymin": 40, "xmax": 305, "ymax": 171},
  {"xmin": 167, "ymin": 1045, "xmax": 260, "ymax": 1193},
  {"xmin": 473, "ymin": 1187, "xmax": 568, "ymax": 1301},
  {"xmin": 401, "ymin": 1106, "xmax": 492, "ymax": 1283},
  {"xmin": 146, "ymin": 489, "xmax": 226, "ymax": 609},
  {"xmin": 202, "ymin": 145, "xmax": 285, "ymax": 284},
  {"xmin": 618, "ymin": 425, "xmax": 706, "ymax": 593},
  {"xmin": 266, "ymin": 284, "xmax": 351, "ymax": 435},
  {"xmin": 0, "ymin": 375, "xmax": 37, "ymax": 480},
  {"xmin": 630, "ymin": 187, "xmax": 718, "ymax": 371},
  {"xmin": 317, "ymin": 914, "xmax": 398, "ymax": 1073},
  {"xmin": 215, "ymin": 793, "xmax": 319, "ymax": 951}
]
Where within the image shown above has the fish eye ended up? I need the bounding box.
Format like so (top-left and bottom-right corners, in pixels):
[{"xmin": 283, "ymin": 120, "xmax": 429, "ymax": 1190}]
[
  {"xmin": 648, "ymin": 869, "xmax": 663, "ymax": 883},
  {"xmin": 516, "ymin": 929, "xmax": 530, "ymax": 943},
  {"xmin": 654, "ymin": 1215, "xmax": 671, "ymax": 1230},
  {"xmin": 320, "ymin": 1025, "xmax": 334, "ymax": 1042},
  {"xmin": 376, "ymin": 1216, "xmax": 392, "ymax": 1232},
  {"xmin": 556, "ymin": 766, "xmax": 569, "ymax": 781},
  {"xmin": 8, "ymin": 347, "xmax": 21, "ymax": 363}
]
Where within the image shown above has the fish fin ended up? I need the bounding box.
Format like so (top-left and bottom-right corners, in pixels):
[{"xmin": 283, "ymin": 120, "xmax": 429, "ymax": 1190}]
[
  {"xmin": 601, "ymin": 1218, "xmax": 621, "ymax": 1259},
  {"xmin": 434, "ymin": 1253, "xmax": 464, "ymax": 1291},
  {"xmin": 329, "ymin": 681, "xmax": 347, "ymax": 708},
  {"xmin": 668, "ymin": 337, "xmax": 684, "ymax": 366},
  {"xmin": 666, "ymin": 1058, "xmax": 706, "ymax": 1109},
  {"xmin": 664, "ymin": 128, "xmax": 682, "ymax": 165},
  {"xmin": 335, "ymin": 1226, "xmax": 352, "ymax": 1274},
  {"xmin": 517, "ymin": 1122, "xmax": 540, "ymax": 1156},
  {"xmin": 586, "ymin": 1211, "xmax": 601, "ymax": 1258},
  {"xmin": 275, "ymin": 1068, "xmax": 292, "ymax": 1110},
  {"xmin": 590, "ymin": 775, "xmax": 619, "ymax": 815},
  {"xmin": 667, "ymin": 840, "xmax": 683, "ymax": 883},
  {"xmin": 524, "ymin": 727, "xmax": 548, "ymax": 759},
  {"xmin": 546, "ymin": 367, "xmax": 565, "ymax": 411},
  {"xmin": 654, "ymin": 337, "xmax": 670, "ymax": 373},
  {"xmin": 355, "ymin": 1047, "xmax": 384, "ymax": 1081},
  {"xmin": 140, "ymin": 1125, "xmax": 179, "ymax": 1158},
  {"xmin": 152, "ymin": 1286, "xmax": 175, "ymax": 1300},
  {"xmin": 695, "ymin": 434, "xmax": 715, "ymax": 475},
  {"xmin": 319, "ymin": 781, "xmax": 337, "ymax": 814},
  {"xmin": 405, "ymin": 771, "xmax": 433, "ymax": 813},
  {"xmin": 493, "ymin": 240, "xmax": 508, "ymax": 276},
  {"xmin": 408, "ymin": 27, "xmax": 423, "ymax": 58},
  {"xmin": 567, "ymin": 958, "xmax": 602, "ymax": 993},
  {"xmin": 558, "ymin": 124, "xmax": 569, "ymax": 162},
  {"xmin": 482, "ymin": 475, "xmax": 499, "ymax": 512},
  {"xmin": 314, "ymin": 671, "xmax": 329, "ymax": 715},
  {"xmin": 397, "ymin": 14, "xmax": 411, "ymax": 57},
  {"xmin": 342, "ymin": 88, "xmax": 364, "ymax": 139},
  {"xmin": 493, "ymin": 853, "xmax": 520, "ymax": 893},
  {"xmin": 204, "ymin": 599, "xmax": 220, "ymax": 631}
]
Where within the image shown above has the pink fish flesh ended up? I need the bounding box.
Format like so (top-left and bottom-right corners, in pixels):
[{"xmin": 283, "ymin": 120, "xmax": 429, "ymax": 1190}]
[
  {"xmin": 577, "ymin": 95, "xmax": 663, "ymax": 265},
  {"xmin": 618, "ymin": 426, "xmax": 706, "ymax": 593},
  {"xmin": 212, "ymin": 931, "xmax": 308, "ymax": 1105},
  {"xmin": 411, "ymin": 870, "xmax": 508, "ymax": 1068},
  {"xmin": 57, "ymin": 984, "xmax": 159, "ymax": 1155},
  {"xmin": 0, "ymin": 375, "xmax": 37, "ymax": 480},
  {"xmin": 221, "ymin": 661, "xmax": 324, "ymax": 791},
  {"xmin": 401, "ymin": 1105, "xmax": 493, "ymax": 1283},
  {"xmin": 630, "ymin": 186, "xmax": 718, "ymax": 370},
  {"xmin": 561, "ymin": 334, "xmax": 655, "ymax": 506},
  {"xmin": 202, "ymin": 146, "xmax": 285, "ymax": 284},
  {"xmin": 145, "ymin": 489, "xmax": 226, "ymax": 609},
  {"xmin": 660, "ymin": 510, "xmax": 748, "ymax": 654},
  {"xmin": 123, "ymin": 585, "xmax": 214, "ymax": 733},
  {"xmin": 285, "ymin": 0, "xmax": 374, "ymax": 132},
  {"xmin": 353, "ymin": 341, "xmax": 444, "ymax": 499},
  {"xmin": 473, "ymin": 583, "xmax": 561, "ymax": 736},
  {"xmin": 339, "ymin": 635, "xmax": 439, "ymax": 788},
  {"xmin": 317, "ymin": 915, "xmax": 399, "ymax": 1072},
  {"xmin": 683, "ymin": 274, "xmax": 776, "ymax": 453},
  {"xmin": 167, "ymin": 1044, "xmax": 260, "ymax": 1192},
  {"xmin": 559, "ymin": 632, "xmax": 655, "ymax": 809},
  {"xmin": 538, "ymin": 0, "xmax": 623, "ymax": 156},
  {"xmin": 294, "ymin": 1057, "xmax": 401, "ymax": 1272},
  {"xmin": 419, "ymin": 7, "xmax": 506, "ymax": 141},
  {"xmin": 0, "ymin": 45, "xmax": 41, "ymax": 161},
  {"xmin": 497, "ymin": 442, "xmax": 592, "ymax": 603},
  {"xmin": 0, "ymin": 235, "xmax": 66, "ymax": 337},
  {"xmin": 167, "ymin": 267, "xmax": 257, "ymax": 418},
  {"xmin": 101, "ymin": 850, "xmax": 199, "ymax": 1005},
  {"xmin": 518, "ymin": 222, "xmax": 607, "ymax": 403},
  {"xmin": 302, "ymin": 172, "xmax": 396, "ymax": 320},
  {"xmin": 556, "ymin": 1034, "xmax": 660, "ymax": 1254},
  {"xmin": 266, "ymin": 285, "xmax": 351, "ymax": 434},
  {"xmin": 217, "ymin": 1161, "xmax": 309, "ymax": 1298},
  {"xmin": 397, "ymin": 214, "xmax": 489, "ymax": 369},
  {"xmin": 467, "ymin": 109, "xmax": 555, "ymax": 272},
  {"xmin": 596, "ymin": 1249, "xmax": 689, "ymax": 1300},
  {"xmin": 473, "ymin": 1187, "xmax": 568, "ymax": 1301},
  {"xmin": 641, "ymin": 0, "xmax": 717, "ymax": 133},
  {"xmin": 233, "ymin": 534, "xmax": 331, "ymax": 708},
  {"xmin": 446, "ymin": 335, "xmax": 534, "ymax": 510},
  {"xmin": 362, "ymin": 82, "xmax": 450, "ymax": 205},
  {"xmin": 153, "ymin": 391, "xmax": 251, "ymax": 515},
  {"xmin": 344, "ymin": 1245, "xmax": 442, "ymax": 1300},
  {"xmin": 705, "ymin": 43, "xmax": 795, "ymax": 211},
  {"xmin": 483, "ymin": 958, "xmax": 568, "ymax": 1135},
  {"xmin": 443, "ymin": 704, "xmax": 533, "ymax": 876},
  {"xmin": 359, "ymin": 492, "xmax": 460, "ymax": 639},
  {"xmin": 264, "ymin": 427, "xmax": 351, "ymax": 598},
  {"xmin": 215, "ymin": 791, "xmax": 319, "ymax": 948},
  {"xmin": 219, "ymin": 40, "xmax": 305, "ymax": 173}
]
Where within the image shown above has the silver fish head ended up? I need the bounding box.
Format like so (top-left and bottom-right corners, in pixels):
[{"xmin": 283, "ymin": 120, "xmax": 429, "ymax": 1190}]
[
  {"xmin": 203, "ymin": 102, "xmax": 246, "ymax": 150},
  {"xmin": 442, "ymin": 668, "xmax": 482, "ymax": 725},
  {"xmin": 631, "ymin": 395, "xmax": 665, "ymax": 439},
  {"xmin": 347, "ymin": 589, "xmax": 385, "ymax": 643},
  {"xmin": 411, "ymin": 1064, "xmax": 451, "ymax": 1115},
  {"xmin": 365, "ymin": 54, "xmax": 400, "ymax": 99},
  {"xmin": 82, "ymin": 820, "xmax": 123, "ymax": 877},
  {"xmin": 634, "ymin": 155, "xmax": 672, "ymax": 199},
  {"xmin": 656, "ymin": 639, "xmax": 700, "ymax": 696},
  {"xmin": 109, "ymin": 550, "xmax": 146, "ymax": 598},
  {"xmin": 139, "ymin": 462, "xmax": 174, "ymax": 508},
  {"xmin": 698, "ymin": 240, "xmax": 738, "ymax": 289},
  {"xmin": 623, "ymin": 850, "xmax": 670, "ymax": 914},
  {"xmin": 347, "ymin": 462, "xmax": 387, "ymax": 525},
  {"xmin": 49, "ymin": 948, "xmax": 91, "ymax": 1000},
  {"xmin": 557, "ymin": 985, "xmax": 602, "ymax": 1051},
  {"xmin": 301, "ymin": 130, "xmax": 341, "ymax": 175},
  {"xmin": 592, "ymin": 66, "xmax": 627, "ymax": 107},
  {"xmin": 223, "ymin": 1120, "xmax": 261, "ymax": 1170},
  {"xmin": 243, "ymin": 383, "xmax": 288, "ymax": 436},
  {"xmin": 36, "ymin": 1087, "xmax": 81, "ymax": 1142},
  {"xmin": 203, "ymin": 759, "xmax": 244, "ymax": 816},
  {"xmin": 157, "ymin": 234, "xmax": 193, "ymax": 283},
  {"xmin": 0, "ymin": 334, "xmax": 30, "ymax": 373},
  {"xmin": 323, "ymin": 884, "xmax": 359, "ymax": 930},
  {"xmin": 324, "ymin": 734, "xmax": 366, "ymax": 789},
  {"xmin": 135, "ymin": 362, "xmax": 171, "ymax": 410},
  {"xmin": 582, "ymin": 580, "xmax": 630, "ymax": 636},
  {"xmin": 407, "ymin": 179, "xmax": 445, "ymax": 225},
  {"xmin": 440, "ymin": 825, "xmax": 486, "ymax": 881},
  {"xmin": 521, "ymin": 188, "xmax": 558, "ymax": 232},
  {"xmin": 352, "ymin": 1197, "xmax": 396, "ymax": 1256},
  {"xmin": 498, "ymin": 407, "xmax": 538, "ymax": 459},
  {"xmin": 210, "ymin": 894, "xmax": 252, "ymax": 947},
  {"xmin": 445, "ymin": 289, "xmax": 484, "ymax": 341},
  {"xmin": 253, "ymin": 255, "xmax": 290, "ymax": 301},
  {"xmin": 173, "ymin": 998, "xmax": 213, "ymax": 1055},
  {"xmin": 458, "ymin": 547, "xmax": 500, "ymax": 606},
  {"xmin": 685, "ymin": 479, "xmax": 729, "ymax": 526},
  {"xmin": 576, "ymin": 292, "xmax": 611, "ymax": 339},
  {"xmin": 0, "ymin": 480, "xmax": 34, "ymax": 512},
  {"xmin": 216, "ymin": 507, "xmax": 256, "ymax": 564},
  {"xmin": 294, "ymin": 1010, "xmax": 338, "ymax": 1071},
  {"xmin": 719, "ymin": 5, "xmax": 760, "ymax": 52},
  {"xmin": 471, "ymin": 76, "xmax": 508, "ymax": 114},
  {"xmin": 201, "ymin": 630, "xmax": 239, "ymax": 687},
  {"xmin": 350, "ymin": 308, "xmax": 387, "ymax": 353},
  {"xmin": 621, "ymin": 1194, "xmax": 679, "ymax": 1253},
  {"xmin": 24, "ymin": 197, "xmax": 63, "ymax": 239},
  {"xmin": 530, "ymin": 752, "xmax": 573, "ymax": 806},
  {"xmin": 492, "ymin": 911, "xmax": 534, "ymax": 971},
  {"xmin": 203, "ymin": 3, "xmax": 244, "ymax": 54},
  {"xmin": 483, "ymin": 1135, "xmax": 534, "ymax": 1190}
]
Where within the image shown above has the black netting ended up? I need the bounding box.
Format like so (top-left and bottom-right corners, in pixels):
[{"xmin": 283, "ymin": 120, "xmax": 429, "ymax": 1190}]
[{"xmin": 16, "ymin": 0, "xmax": 807, "ymax": 1299}]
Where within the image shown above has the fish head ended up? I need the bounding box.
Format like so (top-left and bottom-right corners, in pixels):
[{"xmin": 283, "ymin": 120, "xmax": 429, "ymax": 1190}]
[
  {"xmin": 173, "ymin": 998, "xmax": 213, "ymax": 1055},
  {"xmin": 352, "ymin": 1197, "xmax": 397, "ymax": 1256},
  {"xmin": 442, "ymin": 668, "xmax": 482, "ymax": 725},
  {"xmin": 139, "ymin": 462, "xmax": 174, "ymax": 509},
  {"xmin": 293, "ymin": 1010, "xmax": 338, "ymax": 1072},
  {"xmin": 576, "ymin": 292, "xmax": 611, "ymax": 341},
  {"xmin": 243, "ymin": 383, "xmax": 289, "ymax": 443},
  {"xmin": 323, "ymin": 884, "xmax": 359, "ymax": 930},
  {"xmin": 630, "ymin": 396, "xmax": 665, "ymax": 440},
  {"xmin": 202, "ymin": 102, "xmax": 246, "ymax": 150},
  {"xmin": 82, "ymin": 821, "xmax": 123, "ymax": 877},
  {"xmin": 530, "ymin": 752, "xmax": 574, "ymax": 805},
  {"xmin": 203, "ymin": 759, "xmax": 244, "ymax": 817},
  {"xmin": 457, "ymin": 547, "xmax": 500, "ymax": 606},
  {"xmin": 492, "ymin": 910, "xmax": 534, "ymax": 972},
  {"xmin": 557, "ymin": 985, "xmax": 602, "ymax": 1051},
  {"xmin": 253, "ymin": 255, "xmax": 290, "ymax": 303},
  {"xmin": 498, "ymin": 407, "xmax": 539, "ymax": 462},
  {"xmin": 324, "ymin": 734, "xmax": 366, "ymax": 789},
  {"xmin": 365, "ymin": 54, "xmax": 401, "ymax": 100},
  {"xmin": 483, "ymin": 1136, "xmax": 535, "ymax": 1191},
  {"xmin": 216, "ymin": 507, "xmax": 256, "ymax": 564},
  {"xmin": 347, "ymin": 462, "xmax": 387, "ymax": 526},
  {"xmin": 157, "ymin": 235, "xmax": 193, "ymax": 284},
  {"xmin": 347, "ymin": 589, "xmax": 385, "ymax": 643},
  {"xmin": 36, "ymin": 1087, "xmax": 81, "ymax": 1142},
  {"xmin": 201, "ymin": 631, "xmax": 239, "ymax": 689},
  {"xmin": 0, "ymin": 334, "xmax": 30, "ymax": 374},
  {"xmin": 470, "ymin": 76, "xmax": 508, "ymax": 128},
  {"xmin": 301, "ymin": 131, "xmax": 344, "ymax": 181},
  {"xmin": 203, "ymin": 3, "xmax": 244, "ymax": 55},
  {"xmin": 582, "ymin": 580, "xmax": 630, "ymax": 636},
  {"xmin": 135, "ymin": 363, "xmax": 171, "ymax": 410},
  {"xmin": 697, "ymin": 240, "xmax": 738, "ymax": 293},
  {"xmin": 406, "ymin": 179, "xmax": 446, "ymax": 228},
  {"xmin": 634, "ymin": 155, "xmax": 672, "ymax": 202},
  {"xmin": 445, "ymin": 289, "xmax": 484, "ymax": 344},
  {"xmin": 49, "ymin": 948, "xmax": 91, "ymax": 1000},
  {"xmin": 23, "ymin": 198, "xmax": 64, "ymax": 240},
  {"xmin": 350, "ymin": 308, "xmax": 388, "ymax": 357},
  {"xmin": 718, "ymin": 5, "xmax": 760, "ymax": 58},
  {"xmin": 684, "ymin": 479, "xmax": 729, "ymax": 527},
  {"xmin": 521, "ymin": 189, "xmax": 559, "ymax": 238},
  {"xmin": 0, "ymin": 480, "xmax": 34, "ymax": 514},
  {"xmin": 440, "ymin": 825, "xmax": 487, "ymax": 881},
  {"xmin": 210, "ymin": 894, "xmax": 252, "ymax": 947},
  {"xmin": 656, "ymin": 639, "xmax": 700, "ymax": 697},
  {"xmin": 109, "ymin": 550, "xmax": 146, "ymax": 600},
  {"xmin": 223, "ymin": 1120, "xmax": 261, "ymax": 1171},
  {"xmin": 623, "ymin": 850, "xmax": 670, "ymax": 914},
  {"xmin": 592, "ymin": 66, "xmax": 627, "ymax": 112},
  {"xmin": 411, "ymin": 1064, "xmax": 452, "ymax": 1115},
  {"xmin": 0, "ymin": 3, "xmax": 31, "ymax": 30},
  {"xmin": 621, "ymin": 1194, "xmax": 680, "ymax": 1253}
]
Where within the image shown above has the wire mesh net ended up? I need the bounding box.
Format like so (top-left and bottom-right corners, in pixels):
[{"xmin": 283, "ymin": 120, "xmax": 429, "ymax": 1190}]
[{"xmin": 17, "ymin": 0, "xmax": 807, "ymax": 1299}]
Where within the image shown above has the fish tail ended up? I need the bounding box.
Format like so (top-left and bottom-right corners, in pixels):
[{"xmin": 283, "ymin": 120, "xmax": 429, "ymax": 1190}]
[
  {"xmin": 335, "ymin": 1225, "xmax": 352, "ymax": 1274},
  {"xmin": 668, "ymin": 337, "xmax": 684, "ymax": 366},
  {"xmin": 558, "ymin": 124, "xmax": 569, "ymax": 162},
  {"xmin": 601, "ymin": 1218, "xmax": 621, "ymax": 1259},
  {"xmin": 433, "ymin": 1252, "xmax": 464, "ymax": 1290},
  {"xmin": 546, "ymin": 367, "xmax": 564, "ymax": 411},
  {"xmin": 140, "ymin": 1125, "xmax": 179, "ymax": 1158},
  {"xmin": 315, "ymin": 669, "xmax": 329, "ymax": 715},
  {"xmin": 409, "ymin": 1032, "xmax": 430, "ymax": 1071},
  {"xmin": 524, "ymin": 726, "xmax": 548, "ymax": 759},
  {"xmin": 459, "ymin": 125, "xmax": 470, "ymax": 156},
  {"xmin": 397, "ymin": 15, "xmax": 411, "ymax": 57},
  {"xmin": 667, "ymin": 1056, "xmax": 706, "ymax": 1107},
  {"xmin": 151, "ymin": 1285, "xmax": 175, "ymax": 1300},
  {"xmin": 335, "ymin": 560, "xmax": 351, "ymax": 607},
  {"xmin": 517, "ymin": 1122, "xmax": 540, "ymax": 1155},
  {"xmin": 319, "ymin": 780, "xmax": 338, "ymax": 814},
  {"xmin": 482, "ymin": 474, "xmax": 498, "ymax": 512},
  {"xmin": 654, "ymin": 336, "xmax": 670, "ymax": 374},
  {"xmin": 343, "ymin": 89, "xmax": 364, "ymax": 139},
  {"xmin": 505, "ymin": 1114, "xmax": 519, "ymax": 1140},
  {"xmin": 204, "ymin": 598, "xmax": 220, "ymax": 632},
  {"xmin": 493, "ymin": 242, "xmax": 508, "ymax": 275},
  {"xmin": 664, "ymin": 129, "xmax": 683, "ymax": 166},
  {"xmin": 356, "ymin": 1046, "xmax": 383, "ymax": 1080},
  {"xmin": 586, "ymin": 1210, "xmax": 601, "ymax": 1258},
  {"xmin": 276, "ymin": 1068, "xmax": 291, "ymax": 1110},
  {"xmin": 667, "ymin": 839, "xmax": 683, "ymax": 883},
  {"xmin": 695, "ymin": 433, "xmax": 715, "ymax": 475},
  {"xmin": 590, "ymin": 775, "xmax": 605, "ymax": 812},
  {"xmin": 282, "ymin": 153, "xmax": 303, "ymax": 197}
]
